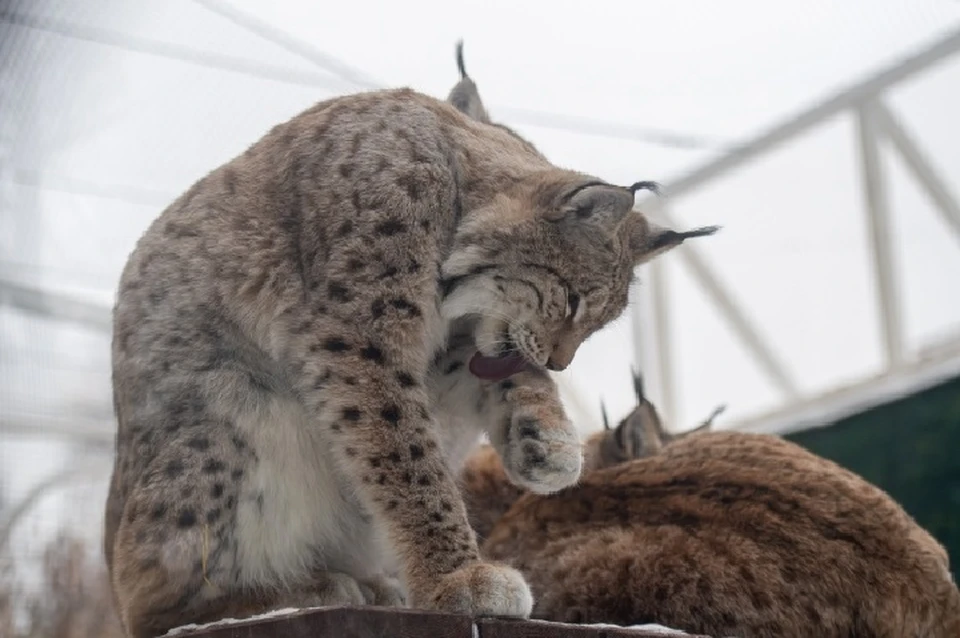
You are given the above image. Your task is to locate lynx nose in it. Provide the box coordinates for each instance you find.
[546,342,578,371]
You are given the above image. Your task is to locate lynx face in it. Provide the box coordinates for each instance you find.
[440,45,716,382]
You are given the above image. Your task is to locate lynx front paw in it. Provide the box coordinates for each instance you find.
[358,574,407,607]
[423,562,533,618]
[501,407,582,494]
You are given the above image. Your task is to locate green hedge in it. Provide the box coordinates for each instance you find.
[786,375,960,579]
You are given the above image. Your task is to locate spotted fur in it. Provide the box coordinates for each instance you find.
[104,43,716,637]
[460,370,722,541]
[482,427,959,637]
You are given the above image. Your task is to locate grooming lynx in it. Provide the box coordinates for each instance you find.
[103,43,717,637]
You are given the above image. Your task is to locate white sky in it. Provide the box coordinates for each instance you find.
[3,0,960,456]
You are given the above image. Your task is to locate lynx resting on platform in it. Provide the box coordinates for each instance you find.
[479,375,959,637]
[460,370,723,541]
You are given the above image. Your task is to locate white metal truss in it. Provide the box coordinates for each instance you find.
[630,27,960,433]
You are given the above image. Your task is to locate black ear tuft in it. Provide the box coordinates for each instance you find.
[627,181,662,196]
[456,39,467,79]
[630,216,720,266]
[631,367,645,404]
[600,401,611,431]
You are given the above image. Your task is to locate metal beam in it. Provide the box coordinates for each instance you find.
[191,0,382,90]
[857,102,904,367]
[647,258,677,424]
[638,26,960,204]
[0,9,358,92]
[873,100,960,245]
[734,335,960,436]
[649,210,801,400]
[190,0,731,151]
[0,275,112,332]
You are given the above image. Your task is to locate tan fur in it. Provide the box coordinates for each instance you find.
[103,44,716,637]
[461,371,720,541]
[481,428,959,637]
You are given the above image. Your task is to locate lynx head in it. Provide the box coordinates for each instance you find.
[583,370,725,471]
[441,42,719,382]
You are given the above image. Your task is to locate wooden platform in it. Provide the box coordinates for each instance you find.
[166,606,707,637]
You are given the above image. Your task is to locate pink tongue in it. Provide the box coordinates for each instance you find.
[468,352,529,382]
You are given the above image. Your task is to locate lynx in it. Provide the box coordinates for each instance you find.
[460,370,723,540]
[478,376,959,637]
[103,42,717,637]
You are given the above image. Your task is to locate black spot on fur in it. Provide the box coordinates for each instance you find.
[376,219,406,236]
[206,509,221,524]
[231,469,244,481]
[387,500,398,510]
[323,337,351,352]
[500,380,515,391]
[211,483,225,499]
[177,510,197,528]
[186,437,210,451]
[338,163,353,178]
[431,512,444,522]
[337,220,353,237]
[361,345,385,364]
[328,281,351,302]
[150,504,167,521]
[165,460,184,478]
[203,459,226,474]
[391,298,421,316]
[409,444,424,460]
[396,372,416,387]
[381,265,399,278]
[517,418,541,440]
[381,404,401,426]
[369,457,382,469]
[347,258,365,272]
[444,361,462,375]
[371,299,386,319]
[417,475,431,486]
[343,406,361,421]
[387,451,402,463]
[396,174,422,201]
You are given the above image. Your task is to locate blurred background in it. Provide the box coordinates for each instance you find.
[1,0,959,635]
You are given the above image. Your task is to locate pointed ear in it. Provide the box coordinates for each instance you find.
[627,214,720,265]
[446,40,491,124]
[550,183,636,234]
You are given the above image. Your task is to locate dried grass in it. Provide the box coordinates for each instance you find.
[0,534,125,638]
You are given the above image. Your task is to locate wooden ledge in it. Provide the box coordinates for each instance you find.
[165,606,708,637]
